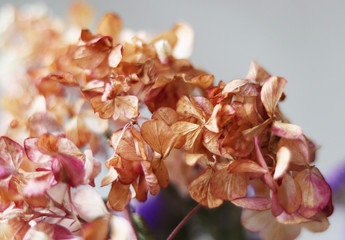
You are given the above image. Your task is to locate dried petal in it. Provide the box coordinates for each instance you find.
[246,60,270,83]
[274,146,291,179]
[272,121,303,139]
[141,160,160,195]
[152,107,179,126]
[0,136,23,170]
[232,197,271,210]
[228,159,267,174]
[107,181,131,211]
[152,157,169,188]
[189,168,223,208]
[172,22,194,59]
[108,44,123,68]
[189,74,214,89]
[73,188,109,222]
[295,167,331,218]
[114,95,139,120]
[141,119,177,157]
[277,174,302,214]
[97,12,123,42]
[82,217,110,240]
[260,76,287,117]
[278,138,309,165]
[171,121,203,151]
[101,167,118,187]
[210,168,247,201]
[176,96,205,123]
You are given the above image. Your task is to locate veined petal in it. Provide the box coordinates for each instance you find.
[295,167,331,218]
[260,76,287,117]
[141,119,177,157]
[107,181,131,211]
[189,168,223,208]
[272,121,303,139]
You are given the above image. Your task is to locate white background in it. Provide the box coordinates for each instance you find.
[1,1,345,239]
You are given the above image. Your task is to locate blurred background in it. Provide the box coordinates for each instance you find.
[1,0,345,239]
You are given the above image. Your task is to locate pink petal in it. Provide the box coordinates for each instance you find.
[24,138,52,164]
[232,197,271,210]
[73,188,109,222]
[295,167,332,218]
[52,154,85,187]
[24,172,54,197]
[0,136,24,169]
[272,121,303,139]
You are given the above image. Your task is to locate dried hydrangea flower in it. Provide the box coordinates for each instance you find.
[0,3,333,240]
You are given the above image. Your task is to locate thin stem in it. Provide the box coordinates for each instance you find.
[167,204,201,240]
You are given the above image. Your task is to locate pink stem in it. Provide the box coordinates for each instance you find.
[167,204,201,240]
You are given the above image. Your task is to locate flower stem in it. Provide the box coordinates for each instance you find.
[167,204,201,240]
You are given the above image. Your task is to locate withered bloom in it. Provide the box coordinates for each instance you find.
[0,3,332,240]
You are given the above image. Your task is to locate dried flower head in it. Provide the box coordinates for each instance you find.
[0,3,332,240]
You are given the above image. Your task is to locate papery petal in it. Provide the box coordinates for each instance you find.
[24,172,54,197]
[82,217,110,240]
[46,183,67,205]
[222,79,258,97]
[276,211,311,224]
[228,159,267,174]
[242,209,301,240]
[107,181,131,211]
[73,188,109,222]
[101,167,118,187]
[189,74,214,89]
[232,197,271,210]
[152,157,169,188]
[272,121,303,139]
[141,161,160,195]
[277,174,302,214]
[274,146,291,179]
[176,96,205,123]
[260,76,287,117]
[302,214,329,232]
[154,40,172,64]
[246,60,271,83]
[278,138,309,165]
[295,167,331,218]
[241,209,271,232]
[0,136,24,169]
[24,138,52,164]
[90,96,115,119]
[152,107,179,126]
[171,121,203,151]
[189,168,223,208]
[97,12,123,42]
[210,168,247,201]
[204,104,221,133]
[108,44,123,68]
[113,95,139,120]
[172,22,194,59]
[141,119,177,157]
[52,153,85,187]
[84,150,101,186]
[110,128,147,161]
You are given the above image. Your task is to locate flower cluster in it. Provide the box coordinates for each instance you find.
[0,3,333,240]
